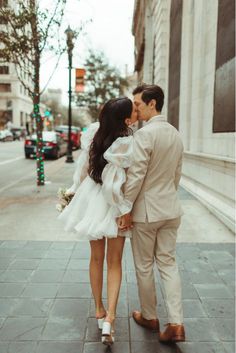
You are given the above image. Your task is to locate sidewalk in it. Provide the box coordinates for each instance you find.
[0,156,234,353]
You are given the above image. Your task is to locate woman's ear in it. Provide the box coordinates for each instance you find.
[125,118,131,126]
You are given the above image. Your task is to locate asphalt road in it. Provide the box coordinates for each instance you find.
[0,140,62,194]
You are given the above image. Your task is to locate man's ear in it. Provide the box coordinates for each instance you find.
[150,99,156,109]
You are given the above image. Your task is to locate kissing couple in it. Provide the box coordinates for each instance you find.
[59,84,185,346]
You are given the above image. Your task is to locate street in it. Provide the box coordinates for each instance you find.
[0,141,62,194]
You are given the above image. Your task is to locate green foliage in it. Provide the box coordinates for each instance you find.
[76,50,129,120]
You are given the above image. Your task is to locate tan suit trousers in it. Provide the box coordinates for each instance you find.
[131,217,184,324]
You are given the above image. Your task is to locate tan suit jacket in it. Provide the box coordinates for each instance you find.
[124,115,184,222]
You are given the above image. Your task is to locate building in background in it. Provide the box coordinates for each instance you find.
[0,61,32,130]
[132,0,235,232]
[0,0,32,129]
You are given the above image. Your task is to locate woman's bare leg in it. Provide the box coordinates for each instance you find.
[106,236,126,323]
[89,238,106,318]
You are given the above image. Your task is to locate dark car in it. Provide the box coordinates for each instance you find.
[24,131,67,159]
[55,125,81,149]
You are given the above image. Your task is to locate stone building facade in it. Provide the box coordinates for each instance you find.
[132,0,235,232]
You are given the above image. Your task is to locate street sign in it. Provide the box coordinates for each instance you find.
[75,68,85,93]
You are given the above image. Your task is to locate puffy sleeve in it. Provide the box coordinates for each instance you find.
[101,135,133,216]
[66,122,99,194]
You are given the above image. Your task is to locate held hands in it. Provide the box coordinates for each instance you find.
[117,213,133,231]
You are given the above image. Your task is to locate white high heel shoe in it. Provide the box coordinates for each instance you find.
[101,321,115,346]
[97,317,105,329]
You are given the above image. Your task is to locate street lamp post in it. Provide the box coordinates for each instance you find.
[65,25,74,163]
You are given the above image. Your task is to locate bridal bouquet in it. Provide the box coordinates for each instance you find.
[56,188,74,212]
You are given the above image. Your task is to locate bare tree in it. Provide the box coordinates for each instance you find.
[0,0,71,185]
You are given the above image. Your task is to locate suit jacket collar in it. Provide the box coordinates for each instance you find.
[145,114,166,125]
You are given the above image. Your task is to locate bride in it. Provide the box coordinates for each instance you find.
[58,97,137,345]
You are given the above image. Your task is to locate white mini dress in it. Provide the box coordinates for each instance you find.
[58,122,133,241]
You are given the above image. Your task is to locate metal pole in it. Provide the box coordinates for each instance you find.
[66,32,74,163]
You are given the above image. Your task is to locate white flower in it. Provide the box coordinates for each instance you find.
[56,204,63,212]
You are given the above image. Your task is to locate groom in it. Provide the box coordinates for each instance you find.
[120,84,185,342]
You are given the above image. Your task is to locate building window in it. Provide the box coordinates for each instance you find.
[213,0,235,133]
[20,112,24,127]
[0,83,11,92]
[168,0,183,130]
[0,66,9,74]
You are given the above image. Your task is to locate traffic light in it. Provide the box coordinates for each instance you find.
[44,109,51,117]
[75,68,85,93]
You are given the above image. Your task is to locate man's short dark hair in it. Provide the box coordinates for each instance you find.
[132,84,164,112]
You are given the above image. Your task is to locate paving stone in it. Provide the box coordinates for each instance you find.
[57,283,91,298]
[0,241,28,249]
[41,318,86,340]
[50,241,76,250]
[194,284,233,299]
[0,318,47,340]
[0,249,17,258]
[15,249,47,259]
[67,259,90,270]
[24,241,52,250]
[0,283,25,297]
[11,298,53,317]
[44,249,72,259]
[183,259,213,273]
[129,317,159,342]
[36,341,83,353]
[30,270,65,283]
[83,342,130,353]
[182,299,207,318]
[212,318,235,341]
[0,342,8,353]
[85,317,129,342]
[181,282,199,299]
[74,242,90,251]
[21,283,59,298]
[131,341,177,353]
[217,269,235,287]
[8,259,40,270]
[0,270,33,283]
[202,299,235,318]
[71,249,91,259]
[50,298,90,318]
[37,258,69,270]
[222,342,235,353]
[0,318,5,328]
[7,341,37,353]
[184,318,219,341]
[201,250,234,263]
[187,270,223,284]
[0,258,13,270]
[0,298,18,316]
[177,342,226,353]
[62,270,90,283]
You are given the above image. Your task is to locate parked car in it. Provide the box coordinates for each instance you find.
[0,129,13,142]
[55,125,81,149]
[24,131,67,159]
[11,127,26,140]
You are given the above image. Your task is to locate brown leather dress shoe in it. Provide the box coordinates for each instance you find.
[132,311,160,332]
[159,323,185,342]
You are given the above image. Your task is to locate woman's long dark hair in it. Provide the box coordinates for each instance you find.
[88,97,133,184]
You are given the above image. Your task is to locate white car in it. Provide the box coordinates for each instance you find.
[0,129,13,142]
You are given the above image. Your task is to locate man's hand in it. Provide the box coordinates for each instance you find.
[117,213,133,231]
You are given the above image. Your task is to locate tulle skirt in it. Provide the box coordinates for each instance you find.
[58,176,132,241]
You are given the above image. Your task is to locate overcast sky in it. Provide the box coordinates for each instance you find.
[40,0,135,103]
